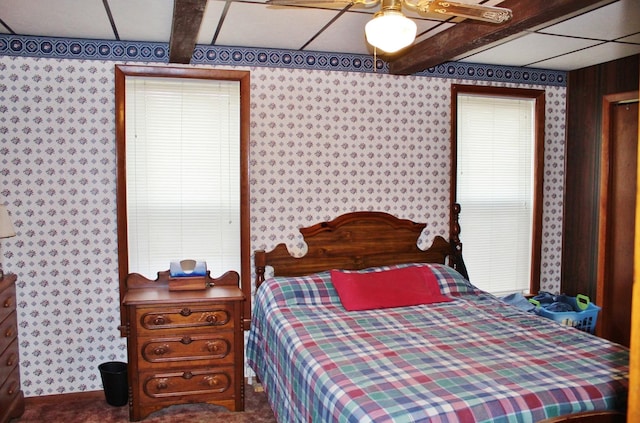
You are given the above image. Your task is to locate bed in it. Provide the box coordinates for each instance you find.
[246,211,629,422]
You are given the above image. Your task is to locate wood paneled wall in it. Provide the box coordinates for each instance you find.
[627,60,640,421]
[562,54,639,298]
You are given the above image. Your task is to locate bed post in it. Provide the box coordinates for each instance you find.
[255,250,266,290]
[451,203,470,280]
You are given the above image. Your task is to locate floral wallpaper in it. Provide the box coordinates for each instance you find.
[249,70,566,287]
[0,55,566,396]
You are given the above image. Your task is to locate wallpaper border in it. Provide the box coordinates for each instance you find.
[0,34,566,87]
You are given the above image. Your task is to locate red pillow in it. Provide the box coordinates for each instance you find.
[330,266,453,311]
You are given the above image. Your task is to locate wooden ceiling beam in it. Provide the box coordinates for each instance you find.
[388,0,609,75]
[168,0,207,64]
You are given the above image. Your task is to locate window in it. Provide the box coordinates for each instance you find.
[115,66,251,328]
[451,85,544,296]
[125,77,240,278]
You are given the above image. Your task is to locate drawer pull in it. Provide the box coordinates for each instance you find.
[152,316,166,326]
[206,314,217,324]
[7,381,18,395]
[152,345,169,356]
[6,353,17,367]
[206,340,225,354]
[3,298,12,308]
[204,375,223,388]
[156,379,168,390]
[4,327,14,338]
[183,371,193,380]
[180,336,192,345]
[180,307,192,316]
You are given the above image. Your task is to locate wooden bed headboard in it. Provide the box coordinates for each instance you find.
[255,209,468,288]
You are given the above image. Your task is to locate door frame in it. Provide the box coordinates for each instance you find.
[597,90,639,337]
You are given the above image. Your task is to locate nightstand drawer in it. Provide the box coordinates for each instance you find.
[0,339,19,386]
[139,332,234,368]
[0,367,21,414]
[0,312,17,355]
[140,367,236,399]
[136,304,234,334]
[0,284,16,323]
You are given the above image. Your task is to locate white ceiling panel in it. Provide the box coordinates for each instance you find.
[109,0,173,42]
[532,41,640,71]
[0,0,115,40]
[539,0,640,41]
[305,11,373,55]
[414,20,455,43]
[216,2,342,50]
[620,33,640,44]
[459,33,603,67]
[196,0,227,45]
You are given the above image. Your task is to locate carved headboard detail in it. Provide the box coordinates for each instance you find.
[255,210,467,289]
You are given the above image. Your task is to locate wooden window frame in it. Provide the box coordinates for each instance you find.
[115,65,251,330]
[450,84,545,294]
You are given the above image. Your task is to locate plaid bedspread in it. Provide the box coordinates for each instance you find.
[246,264,629,422]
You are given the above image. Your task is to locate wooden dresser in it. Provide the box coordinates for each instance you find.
[0,274,24,423]
[122,271,244,421]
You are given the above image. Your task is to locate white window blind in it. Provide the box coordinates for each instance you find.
[125,77,241,280]
[457,94,534,296]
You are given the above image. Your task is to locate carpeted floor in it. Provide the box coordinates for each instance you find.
[16,383,277,423]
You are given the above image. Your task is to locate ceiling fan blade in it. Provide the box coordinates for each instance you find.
[409,0,512,23]
[266,0,378,6]
[267,0,346,4]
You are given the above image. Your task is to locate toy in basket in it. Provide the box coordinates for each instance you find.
[529,293,601,334]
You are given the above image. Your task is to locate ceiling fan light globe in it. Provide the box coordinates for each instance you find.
[365,11,417,54]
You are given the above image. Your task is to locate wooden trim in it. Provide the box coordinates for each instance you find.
[596,90,639,337]
[23,390,104,407]
[22,376,258,409]
[628,61,640,421]
[114,65,128,337]
[531,89,546,292]
[168,0,207,64]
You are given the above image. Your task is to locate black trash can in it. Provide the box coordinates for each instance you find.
[98,361,128,406]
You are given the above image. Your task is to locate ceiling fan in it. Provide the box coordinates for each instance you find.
[266,0,513,53]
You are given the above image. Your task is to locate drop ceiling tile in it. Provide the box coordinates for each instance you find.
[0,0,115,40]
[414,20,455,42]
[539,0,640,41]
[305,11,373,55]
[532,41,640,70]
[619,33,640,44]
[216,2,342,50]
[197,0,227,45]
[459,33,602,67]
[108,0,173,42]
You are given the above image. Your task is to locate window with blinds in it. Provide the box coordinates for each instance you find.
[456,94,535,296]
[125,77,241,280]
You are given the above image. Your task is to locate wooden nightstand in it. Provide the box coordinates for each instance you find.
[122,271,244,421]
[0,274,24,423]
